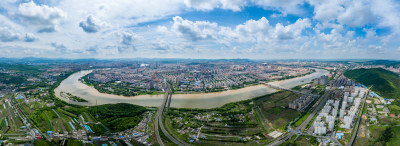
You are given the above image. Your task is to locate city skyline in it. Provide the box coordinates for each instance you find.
[1,0,400,59]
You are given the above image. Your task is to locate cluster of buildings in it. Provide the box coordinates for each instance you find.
[47,130,88,141]
[89,67,162,90]
[251,64,311,81]
[288,95,314,110]
[193,112,224,122]
[119,111,153,145]
[88,63,312,92]
[339,87,365,129]
[312,85,366,135]
[313,99,339,135]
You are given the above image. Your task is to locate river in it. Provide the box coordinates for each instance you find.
[54,68,329,108]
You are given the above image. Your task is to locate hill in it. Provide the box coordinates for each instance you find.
[344,68,400,98]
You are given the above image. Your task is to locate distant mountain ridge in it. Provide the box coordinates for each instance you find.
[344,68,400,99]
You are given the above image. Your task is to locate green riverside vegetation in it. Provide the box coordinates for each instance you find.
[60,92,88,102]
[344,68,400,98]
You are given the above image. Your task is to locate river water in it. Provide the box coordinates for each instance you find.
[54,68,328,108]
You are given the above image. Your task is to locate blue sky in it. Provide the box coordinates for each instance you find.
[0,0,400,59]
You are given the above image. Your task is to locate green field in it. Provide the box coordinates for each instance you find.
[294,113,311,127]
[0,95,29,136]
[344,68,400,98]
[254,91,301,130]
[366,126,400,145]
[293,135,319,146]
[388,100,400,115]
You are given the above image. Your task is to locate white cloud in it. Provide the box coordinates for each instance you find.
[51,42,67,53]
[18,1,65,33]
[156,26,169,33]
[0,0,398,59]
[236,17,270,35]
[25,33,39,42]
[313,28,360,56]
[116,31,137,53]
[170,16,310,45]
[165,16,313,57]
[314,21,344,32]
[270,12,287,18]
[79,15,109,33]
[171,16,218,41]
[118,31,137,45]
[228,17,311,42]
[273,18,311,40]
[310,0,378,27]
[0,27,21,42]
[232,17,271,42]
[0,27,39,42]
[363,28,377,40]
[370,0,400,34]
[337,1,375,27]
[310,0,344,22]
[184,0,246,11]
[150,40,173,54]
[252,0,306,14]
[58,0,184,27]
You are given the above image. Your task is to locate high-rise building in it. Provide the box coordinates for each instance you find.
[313,75,328,85]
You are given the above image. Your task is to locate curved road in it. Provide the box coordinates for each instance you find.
[164,93,189,145]
[155,83,190,146]
[154,92,167,146]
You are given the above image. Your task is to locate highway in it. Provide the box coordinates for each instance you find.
[163,93,189,145]
[154,91,167,146]
[154,81,190,146]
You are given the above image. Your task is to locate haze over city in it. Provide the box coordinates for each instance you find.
[0,0,400,59]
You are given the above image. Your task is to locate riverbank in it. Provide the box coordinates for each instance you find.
[79,69,315,96]
[54,69,328,108]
